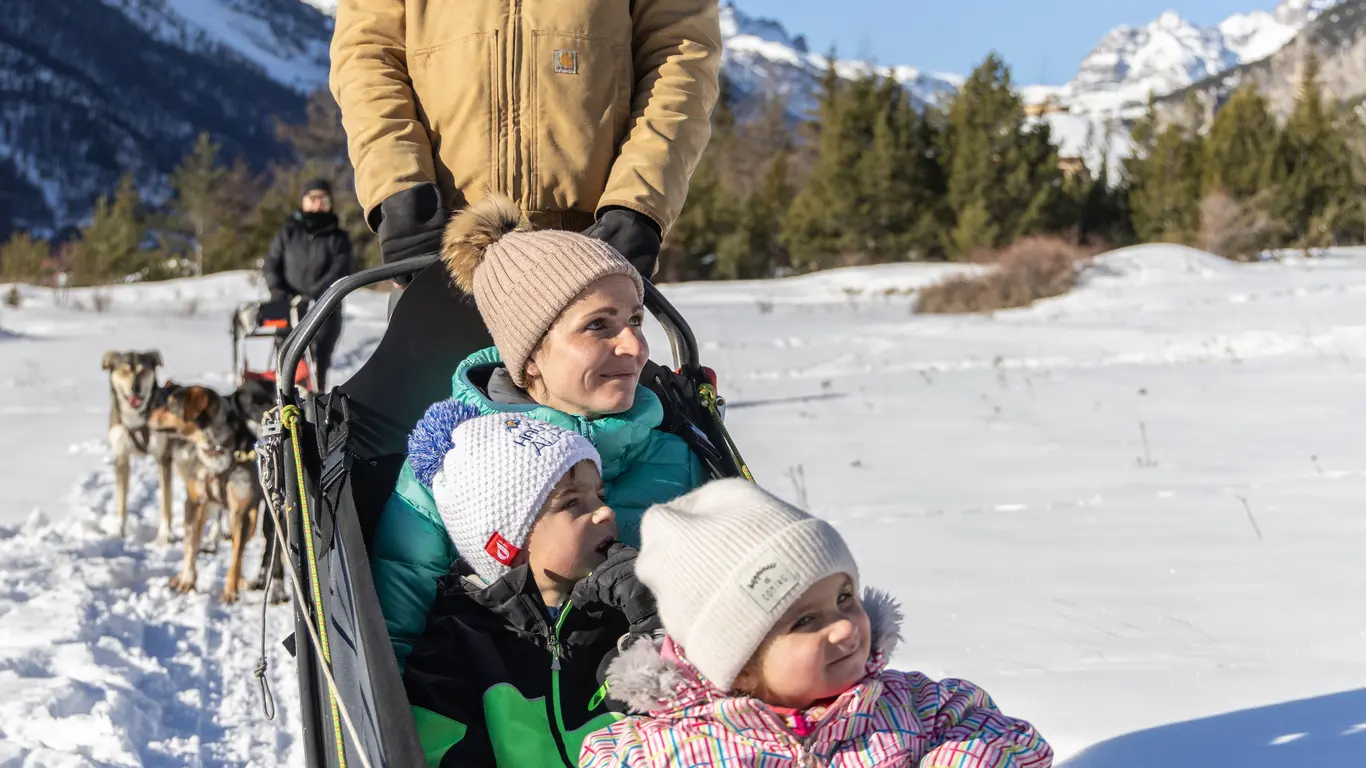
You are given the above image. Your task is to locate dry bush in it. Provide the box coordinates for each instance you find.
[915,236,1095,315]
[1199,191,1282,262]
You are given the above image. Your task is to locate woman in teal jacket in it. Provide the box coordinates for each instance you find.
[373,196,705,665]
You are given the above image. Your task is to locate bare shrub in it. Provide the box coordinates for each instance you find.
[1199,191,1283,262]
[915,236,1095,314]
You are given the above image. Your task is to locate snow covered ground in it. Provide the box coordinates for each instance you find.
[3,244,1366,765]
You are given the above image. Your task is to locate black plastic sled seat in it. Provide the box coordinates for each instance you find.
[256,254,751,768]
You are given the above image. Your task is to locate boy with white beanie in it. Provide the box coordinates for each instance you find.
[579,479,1054,768]
[401,401,660,768]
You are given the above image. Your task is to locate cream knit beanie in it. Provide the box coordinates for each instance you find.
[441,195,644,386]
[635,479,859,691]
[408,401,601,584]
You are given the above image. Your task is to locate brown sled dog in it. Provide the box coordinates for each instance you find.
[148,384,262,603]
[103,350,181,543]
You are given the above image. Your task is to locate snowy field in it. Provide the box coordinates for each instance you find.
[3,244,1366,766]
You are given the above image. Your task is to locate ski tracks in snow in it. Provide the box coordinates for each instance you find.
[0,455,301,767]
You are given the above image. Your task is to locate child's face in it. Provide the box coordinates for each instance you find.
[524,461,618,594]
[524,274,647,418]
[736,573,870,710]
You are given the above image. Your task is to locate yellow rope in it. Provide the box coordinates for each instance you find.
[282,404,348,768]
[698,383,754,482]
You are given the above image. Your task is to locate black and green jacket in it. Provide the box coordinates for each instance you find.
[403,561,631,767]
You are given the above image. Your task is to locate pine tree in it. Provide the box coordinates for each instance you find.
[71,175,150,285]
[659,75,739,281]
[1127,122,1204,244]
[166,133,227,276]
[943,54,1062,256]
[1271,53,1361,248]
[0,231,49,282]
[1074,119,1133,247]
[1203,85,1278,200]
[782,68,881,269]
[715,151,794,279]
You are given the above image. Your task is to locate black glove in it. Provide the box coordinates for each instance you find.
[571,542,659,635]
[584,208,662,279]
[376,183,448,284]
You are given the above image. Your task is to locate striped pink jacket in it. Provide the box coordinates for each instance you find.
[579,590,1052,768]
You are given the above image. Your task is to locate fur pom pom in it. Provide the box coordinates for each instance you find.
[604,635,685,714]
[408,400,483,487]
[862,586,905,658]
[441,194,530,292]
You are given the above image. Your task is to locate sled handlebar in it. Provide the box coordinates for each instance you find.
[277,254,700,399]
[277,254,439,399]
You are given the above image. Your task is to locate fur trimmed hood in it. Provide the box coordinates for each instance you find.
[605,587,904,715]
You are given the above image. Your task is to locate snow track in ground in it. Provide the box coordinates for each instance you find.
[0,456,300,767]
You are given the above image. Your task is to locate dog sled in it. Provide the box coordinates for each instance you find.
[254,254,751,768]
[232,296,317,393]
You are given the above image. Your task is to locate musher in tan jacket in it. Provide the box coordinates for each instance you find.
[330,0,723,281]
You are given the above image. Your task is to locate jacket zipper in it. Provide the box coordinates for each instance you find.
[509,0,523,202]
[544,603,574,767]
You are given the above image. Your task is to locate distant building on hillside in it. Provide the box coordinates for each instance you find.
[1025,95,1067,118]
[1057,155,1087,179]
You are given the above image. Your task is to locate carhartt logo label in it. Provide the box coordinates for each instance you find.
[741,553,798,612]
[554,49,579,75]
[485,531,520,566]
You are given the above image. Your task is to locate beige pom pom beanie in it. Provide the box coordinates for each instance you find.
[441,195,644,386]
[635,479,859,691]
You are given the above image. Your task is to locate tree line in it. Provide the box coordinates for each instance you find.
[2,52,1362,286]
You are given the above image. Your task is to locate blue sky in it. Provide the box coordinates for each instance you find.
[734,1,1281,84]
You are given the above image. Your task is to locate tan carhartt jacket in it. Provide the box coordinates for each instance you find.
[330,0,723,234]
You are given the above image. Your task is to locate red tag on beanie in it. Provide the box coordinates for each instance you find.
[485,532,520,566]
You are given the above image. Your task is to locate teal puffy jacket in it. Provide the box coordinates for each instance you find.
[372,347,706,666]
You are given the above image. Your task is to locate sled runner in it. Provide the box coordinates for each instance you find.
[254,254,750,768]
[232,296,317,392]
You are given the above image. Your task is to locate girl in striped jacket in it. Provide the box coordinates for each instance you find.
[578,479,1052,768]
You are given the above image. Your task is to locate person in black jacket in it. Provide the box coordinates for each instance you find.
[263,179,352,390]
[401,404,660,767]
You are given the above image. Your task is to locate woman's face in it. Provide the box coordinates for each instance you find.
[525,274,648,418]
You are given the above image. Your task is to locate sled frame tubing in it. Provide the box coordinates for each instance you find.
[234,300,319,393]
[281,256,701,400]
[281,256,751,475]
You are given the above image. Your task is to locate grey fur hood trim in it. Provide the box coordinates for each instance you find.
[605,587,904,714]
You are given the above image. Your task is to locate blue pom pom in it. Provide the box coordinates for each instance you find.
[408,400,483,487]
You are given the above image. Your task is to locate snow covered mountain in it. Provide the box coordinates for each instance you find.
[1157,0,1366,123]
[0,0,332,238]
[0,0,1351,238]
[716,2,960,117]
[1063,0,1340,113]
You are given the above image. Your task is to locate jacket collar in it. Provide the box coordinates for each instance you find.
[293,210,340,235]
[451,346,665,481]
[603,588,906,742]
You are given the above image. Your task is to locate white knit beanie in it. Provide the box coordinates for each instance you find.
[408,401,601,583]
[635,478,859,691]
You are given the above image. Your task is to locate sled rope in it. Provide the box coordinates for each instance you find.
[259,450,375,768]
[699,382,754,481]
[254,523,278,722]
[282,404,356,768]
